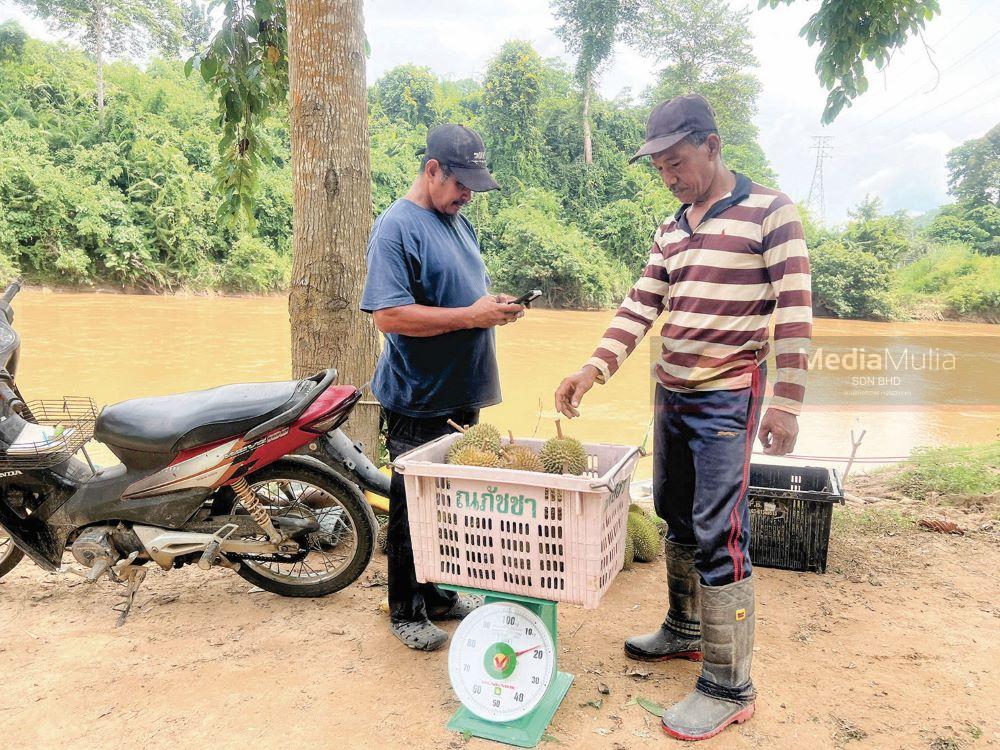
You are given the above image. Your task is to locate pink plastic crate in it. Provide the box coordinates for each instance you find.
[392,434,641,609]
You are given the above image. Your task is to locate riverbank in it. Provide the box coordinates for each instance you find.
[1,462,997,749]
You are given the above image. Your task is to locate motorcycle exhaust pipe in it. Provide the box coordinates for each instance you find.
[316,429,390,499]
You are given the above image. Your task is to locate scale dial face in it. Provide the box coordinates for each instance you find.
[448,602,555,722]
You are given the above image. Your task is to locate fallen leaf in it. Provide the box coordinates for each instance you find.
[636,696,665,716]
[597,682,610,695]
[580,699,603,710]
[626,666,651,680]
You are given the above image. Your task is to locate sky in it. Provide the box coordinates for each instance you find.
[2,0,999,224]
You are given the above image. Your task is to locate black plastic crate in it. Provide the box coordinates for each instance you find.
[747,463,844,573]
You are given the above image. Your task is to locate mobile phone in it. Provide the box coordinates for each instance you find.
[512,289,542,306]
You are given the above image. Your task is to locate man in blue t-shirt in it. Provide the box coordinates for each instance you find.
[361,124,525,651]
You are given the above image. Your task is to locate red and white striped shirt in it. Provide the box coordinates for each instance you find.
[586,174,812,415]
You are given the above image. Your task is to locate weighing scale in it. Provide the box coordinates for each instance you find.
[443,585,573,748]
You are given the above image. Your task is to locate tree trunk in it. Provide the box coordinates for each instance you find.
[94,0,105,123]
[582,72,593,164]
[286,1,380,461]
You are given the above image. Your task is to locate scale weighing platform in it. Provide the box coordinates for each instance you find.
[443,585,573,748]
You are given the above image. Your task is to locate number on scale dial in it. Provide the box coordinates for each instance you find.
[448,602,555,722]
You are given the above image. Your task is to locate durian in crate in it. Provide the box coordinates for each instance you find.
[540,419,588,475]
[501,431,545,472]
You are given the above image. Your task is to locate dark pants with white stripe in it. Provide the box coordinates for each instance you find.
[652,364,765,586]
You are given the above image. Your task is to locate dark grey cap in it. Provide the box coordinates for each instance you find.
[629,94,718,164]
[422,124,500,192]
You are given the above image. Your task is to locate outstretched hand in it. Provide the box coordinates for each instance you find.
[554,366,600,419]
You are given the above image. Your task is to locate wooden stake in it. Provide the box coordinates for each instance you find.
[555,419,563,439]
[447,419,467,434]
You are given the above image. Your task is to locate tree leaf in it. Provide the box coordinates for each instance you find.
[636,696,665,716]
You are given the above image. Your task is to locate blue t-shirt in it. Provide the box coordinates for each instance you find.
[360,199,501,418]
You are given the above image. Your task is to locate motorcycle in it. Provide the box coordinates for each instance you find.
[0,281,390,621]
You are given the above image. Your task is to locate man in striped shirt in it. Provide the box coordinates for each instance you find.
[555,94,811,741]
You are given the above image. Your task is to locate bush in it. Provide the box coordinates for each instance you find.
[53,247,91,282]
[925,214,990,246]
[486,194,632,308]
[810,241,893,319]
[218,235,290,293]
[894,244,1000,318]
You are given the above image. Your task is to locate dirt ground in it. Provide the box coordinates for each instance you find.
[1,490,997,750]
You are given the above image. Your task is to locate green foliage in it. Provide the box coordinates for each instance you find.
[189,0,288,228]
[891,442,1000,501]
[0,37,290,293]
[0,20,27,62]
[180,0,211,53]
[481,41,545,184]
[893,244,1000,318]
[14,0,182,57]
[553,0,637,84]
[844,196,912,265]
[634,0,776,185]
[810,240,893,319]
[946,123,999,207]
[486,191,632,308]
[924,215,989,246]
[372,65,439,128]
[219,234,291,293]
[759,0,941,123]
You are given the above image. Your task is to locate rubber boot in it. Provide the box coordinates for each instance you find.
[624,540,702,662]
[661,575,756,741]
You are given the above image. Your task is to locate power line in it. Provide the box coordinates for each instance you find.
[877,70,999,133]
[845,28,1000,133]
[806,136,833,224]
[933,95,1000,128]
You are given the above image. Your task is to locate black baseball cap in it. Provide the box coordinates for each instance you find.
[629,94,718,164]
[420,124,500,192]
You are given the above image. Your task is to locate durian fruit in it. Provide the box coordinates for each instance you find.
[501,431,545,472]
[447,444,503,468]
[459,423,502,453]
[628,511,662,563]
[623,532,636,570]
[540,420,588,475]
[629,502,668,537]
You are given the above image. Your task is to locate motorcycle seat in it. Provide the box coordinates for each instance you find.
[95,379,315,457]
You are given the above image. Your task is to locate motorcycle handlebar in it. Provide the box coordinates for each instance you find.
[0,280,21,309]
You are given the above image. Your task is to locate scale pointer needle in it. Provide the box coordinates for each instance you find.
[514,645,542,657]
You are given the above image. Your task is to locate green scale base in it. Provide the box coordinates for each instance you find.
[441,586,574,749]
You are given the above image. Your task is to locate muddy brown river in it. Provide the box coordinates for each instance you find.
[11,289,999,478]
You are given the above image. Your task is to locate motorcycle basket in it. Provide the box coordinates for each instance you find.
[0,397,97,470]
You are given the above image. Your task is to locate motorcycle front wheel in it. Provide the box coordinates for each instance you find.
[0,531,24,579]
[220,462,376,598]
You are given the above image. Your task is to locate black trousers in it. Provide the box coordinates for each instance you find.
[384,407,479,623]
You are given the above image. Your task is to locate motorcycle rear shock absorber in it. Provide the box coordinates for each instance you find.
[231,477,283,543]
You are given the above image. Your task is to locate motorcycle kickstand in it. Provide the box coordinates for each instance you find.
[112,565,147,628]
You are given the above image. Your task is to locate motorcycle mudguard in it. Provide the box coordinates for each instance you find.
[0,500,61,571]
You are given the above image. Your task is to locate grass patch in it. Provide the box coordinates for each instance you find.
[833,506,915,536]
[894,244,1000,320]
[891,442,1000,502]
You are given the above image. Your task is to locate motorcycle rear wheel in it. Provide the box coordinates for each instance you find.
[223,462,375,598]
[0,532,24,579]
